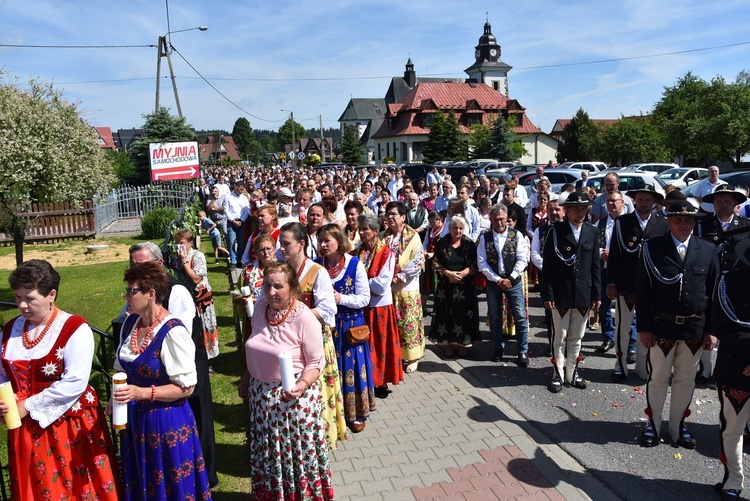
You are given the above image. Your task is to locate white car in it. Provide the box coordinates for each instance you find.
[621,163,680,175]
[566,161,607,173]
[657,167,708,190]
[589,171,667,197]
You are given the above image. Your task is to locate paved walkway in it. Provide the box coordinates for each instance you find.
[329,346,619,501]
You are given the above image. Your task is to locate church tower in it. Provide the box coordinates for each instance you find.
[464,18,512,96]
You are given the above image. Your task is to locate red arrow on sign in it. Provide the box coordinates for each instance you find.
[151,165,199,181]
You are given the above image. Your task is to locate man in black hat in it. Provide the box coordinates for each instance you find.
[695,184,750,384]
[607,185,670,382]
[635,199,719,449]
[713,238,750,500]
[540,190,601,393]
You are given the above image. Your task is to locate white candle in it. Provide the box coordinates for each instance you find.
[278,351,295,391]
[240,286,254,317]
[0,381,21,430]
[112,372,128,430]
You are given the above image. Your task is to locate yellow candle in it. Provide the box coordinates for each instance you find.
[0,381,22,430]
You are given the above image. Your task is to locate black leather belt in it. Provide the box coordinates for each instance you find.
[653,310,703,325]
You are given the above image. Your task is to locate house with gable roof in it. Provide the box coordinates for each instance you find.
[341,19,558,165]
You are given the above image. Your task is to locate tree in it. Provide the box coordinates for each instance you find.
[599,115,670,166]
[422,111,467,163]
[698,75,750,168]
[107,150,137,184]
[556,108,599,162]
[468,123,492,158]
[0,75,115,264]
[489,116,516,161]
[277,118,306,152]
[340,125,364,165]
[231,117,254,157]
[129,107,196,185]
[306,153,322,167]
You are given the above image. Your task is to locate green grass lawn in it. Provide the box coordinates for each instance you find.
[0,237,251,498]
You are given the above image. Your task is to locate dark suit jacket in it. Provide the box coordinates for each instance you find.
[695,215,750,271]
[575,179,595,189]
[540,220,601,308]
[504,202,527,234]
[635,233,718,340]
[607,212,670,293]
[713,266,750,390]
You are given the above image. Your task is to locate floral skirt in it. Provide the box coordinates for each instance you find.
[121,399,211,501]
[429,279,480,347]
[248,378,335,501]
[366,305,404,387]
[334,315,376,423]
[9,405,120,501]
[198,302,220,359]
[319,325,347,450]
[394,289,426,362]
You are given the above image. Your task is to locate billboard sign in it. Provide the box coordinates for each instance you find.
[149,141,200,181]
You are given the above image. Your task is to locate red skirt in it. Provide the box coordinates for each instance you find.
[365,304,404,387]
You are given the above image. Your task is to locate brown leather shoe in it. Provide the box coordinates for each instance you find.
[349,421,365,433]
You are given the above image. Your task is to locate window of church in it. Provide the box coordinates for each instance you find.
[493,81,500,91]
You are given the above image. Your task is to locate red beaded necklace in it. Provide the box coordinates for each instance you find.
[23,306,59,350]
[325,254,346,279]
[265,298,297,327]
[131,307,165,355]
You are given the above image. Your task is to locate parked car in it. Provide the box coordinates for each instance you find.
[621,163,679,174]
[464,158,497,168]
[314,162,346,170]
[566,161,607,173]
[443,165,485,182]
[589,171,667,197]
[400,163,433,183]
[681,170,750,197]
[657,167,708,190]
[518,169,586,198]
[480,161,520,172]
[484,171,512,184]
[505,164,539,177]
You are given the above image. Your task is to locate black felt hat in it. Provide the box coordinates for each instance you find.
[562,190,592,206]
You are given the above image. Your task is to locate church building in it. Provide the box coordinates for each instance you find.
[340,19,558,165]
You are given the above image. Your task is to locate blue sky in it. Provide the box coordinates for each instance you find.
[1,0,749,135]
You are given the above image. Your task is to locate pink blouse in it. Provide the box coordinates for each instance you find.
[245,297,325,382]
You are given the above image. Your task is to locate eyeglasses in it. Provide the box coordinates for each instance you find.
[386,212,401,218]
[606,199,623,203]
[257,247,275,254]
[124,287,144,296]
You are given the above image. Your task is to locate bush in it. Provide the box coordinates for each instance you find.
[141,207,178,239]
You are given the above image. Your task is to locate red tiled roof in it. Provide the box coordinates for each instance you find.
[372,82,542,139]
[550,118,620,136]
[94,127,116,150]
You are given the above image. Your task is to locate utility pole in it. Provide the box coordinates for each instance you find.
[290,111,296,170]
[155,35,183,117]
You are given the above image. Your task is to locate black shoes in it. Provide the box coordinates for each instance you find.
[641,423,660,447]
[715,484,740,500]
[548,375,562,393]
[374,386,390,399]
[695,374,711,385]
[596,340,615,353]
[517,353,529,367]
[566,372,588,390]
[675,425,697,449]
[627,350,637,364]
[491,349,504,362]
[611,369,627,383]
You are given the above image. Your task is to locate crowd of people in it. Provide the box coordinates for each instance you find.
[2,160,750,500]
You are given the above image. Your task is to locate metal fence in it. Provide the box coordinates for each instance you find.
[94,183,195,234]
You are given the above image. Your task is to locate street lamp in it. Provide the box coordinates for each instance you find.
[281,109,295,169]
[155,26,208,118]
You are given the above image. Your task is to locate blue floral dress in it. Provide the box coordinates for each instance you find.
[118,315,212,501]
[330,257,376,423]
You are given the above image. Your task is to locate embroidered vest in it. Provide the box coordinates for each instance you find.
[299,262,323,309]
[484,227,518,276]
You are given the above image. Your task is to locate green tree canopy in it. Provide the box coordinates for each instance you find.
[557,108,600,162]
[130,107,196,185]
[231,117,255,157]
[277,118,306,152]
[468,123,492,159]
[490,116,516,161]
[0,74,116,263]
[423,111,467,163]
[598,115,670,166]
[340,125,364,165]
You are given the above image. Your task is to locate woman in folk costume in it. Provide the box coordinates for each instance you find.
[317,224,374,433]
[352,213,404,399]
[279,221,347,449]
[0,260,120,501]
[381,201,426,373]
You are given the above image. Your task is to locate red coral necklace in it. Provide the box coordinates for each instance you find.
[23,306,59,350]
[325,255,346,279]
[131,307,165,355]
[266,298,297,328]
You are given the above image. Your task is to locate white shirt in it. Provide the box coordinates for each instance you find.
[477,227,530,282]
[223,190,250,221]
[426,171,443,193]
[569,221,582,243]
[0,312,95,429]
[114,314,197,387]
[363,248,396,307]
[671,234,691,258]
[694,178,728,213]
[328,255,371,310]
[388,178,404,200]
[638,212,651,230]
[514,186,529,208]
[440,204,482,242]
[531,226,545,270]
[213,181,231,199]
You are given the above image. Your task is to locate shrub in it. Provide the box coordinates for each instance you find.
[141,207,178,239]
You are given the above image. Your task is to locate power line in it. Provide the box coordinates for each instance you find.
[0,44,155,49]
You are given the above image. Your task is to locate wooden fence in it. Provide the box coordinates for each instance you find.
[0,201,95,244]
